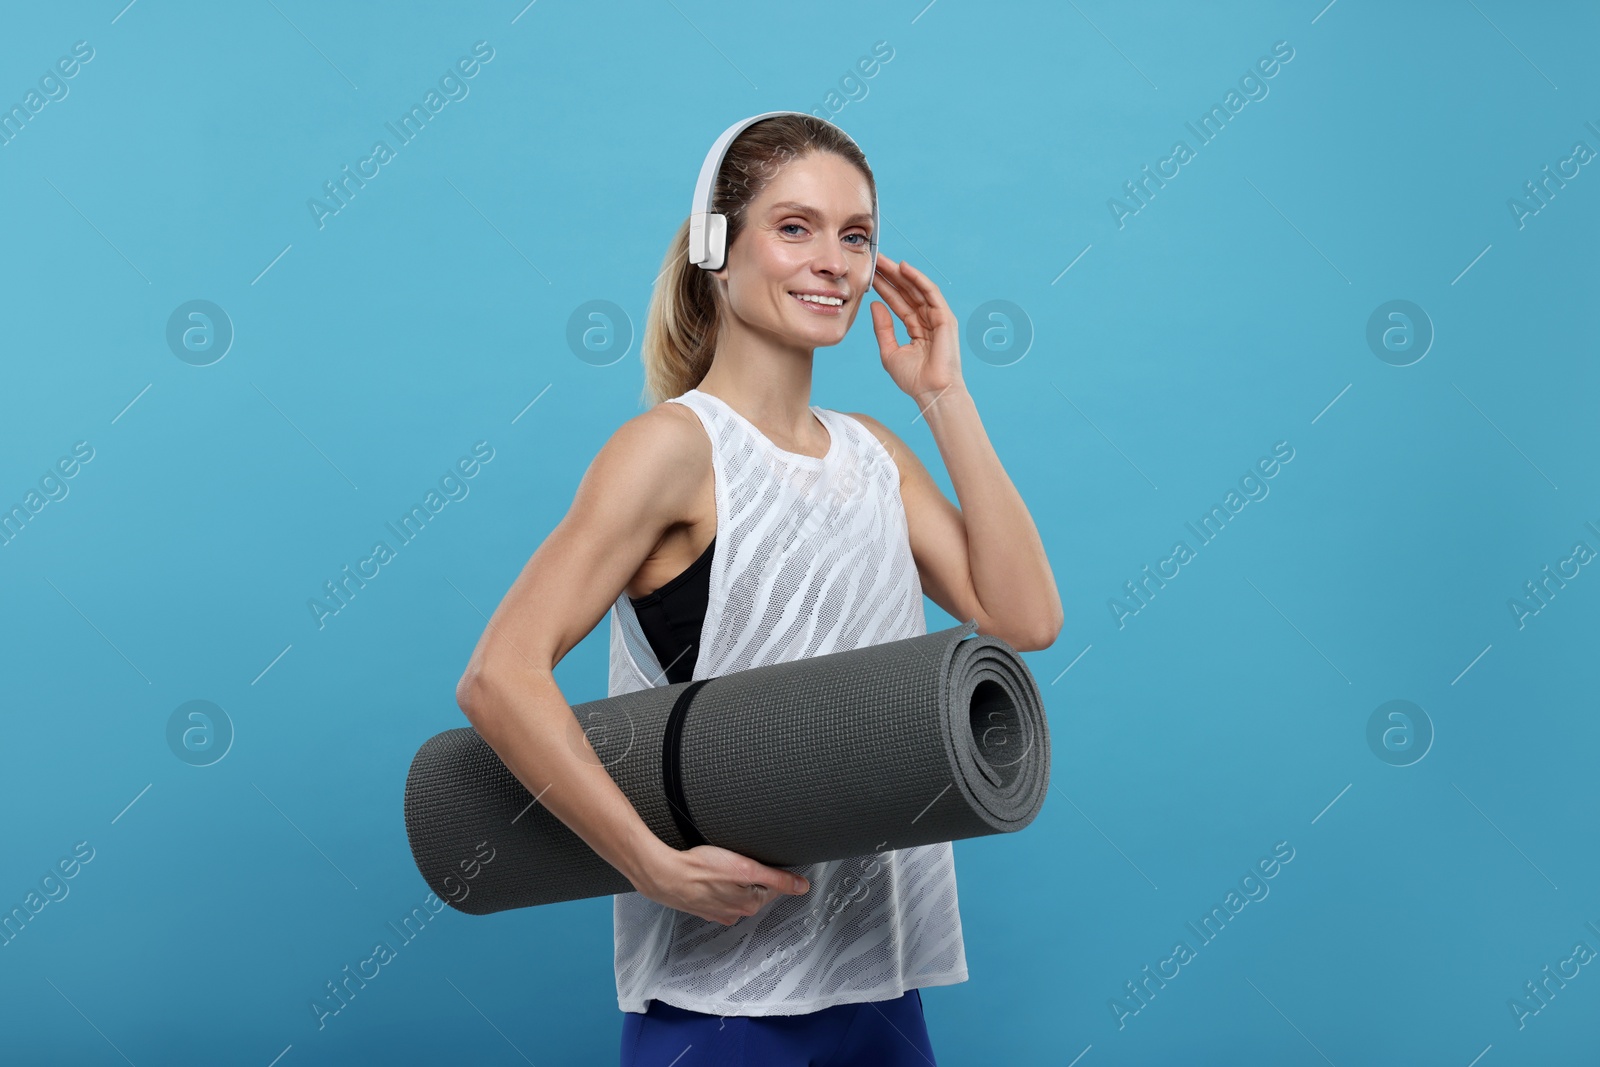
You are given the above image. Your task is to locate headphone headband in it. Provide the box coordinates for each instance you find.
[687,110,879,291]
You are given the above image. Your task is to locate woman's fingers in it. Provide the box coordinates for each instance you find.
[752,866,808,895]
[871,261,915,318]
[873,258,919,310]
[870,300,902,354]
[872,280,925,342]
[674,847,813,925]
[895,260,937,305]
[878,257,931,311]
[872,258,935,340]
[893,260,953,327]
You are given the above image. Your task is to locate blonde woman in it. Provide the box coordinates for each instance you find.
[457,112,1061,1065]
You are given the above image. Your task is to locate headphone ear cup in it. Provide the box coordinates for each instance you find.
[704,214,728,271]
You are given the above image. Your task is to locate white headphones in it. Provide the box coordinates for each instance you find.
[687,110,880,291]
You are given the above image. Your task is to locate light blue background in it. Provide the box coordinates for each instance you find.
[2,1,1596,1063]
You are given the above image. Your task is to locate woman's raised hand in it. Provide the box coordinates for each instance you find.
[868,256,966,408]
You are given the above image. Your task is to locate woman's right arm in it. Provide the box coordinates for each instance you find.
[454,406,809,925]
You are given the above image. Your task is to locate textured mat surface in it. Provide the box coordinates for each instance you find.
[404,620,1051,914]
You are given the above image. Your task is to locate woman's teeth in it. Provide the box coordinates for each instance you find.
[792,293,843,306]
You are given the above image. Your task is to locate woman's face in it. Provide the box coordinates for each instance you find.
[712,150,875,349]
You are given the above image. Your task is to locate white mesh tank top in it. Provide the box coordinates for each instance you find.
[605,386,968,1016]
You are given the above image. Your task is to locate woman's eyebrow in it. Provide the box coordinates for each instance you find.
[768,201,873,227]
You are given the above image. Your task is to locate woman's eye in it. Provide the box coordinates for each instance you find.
[780,224,868,246]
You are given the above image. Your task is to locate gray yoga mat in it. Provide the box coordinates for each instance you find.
[404,619,1051,915]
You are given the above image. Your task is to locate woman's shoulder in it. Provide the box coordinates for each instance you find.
[832,408,889,442]
[833,409,905,466]
[563,404,713,543]
[602,399,711,471]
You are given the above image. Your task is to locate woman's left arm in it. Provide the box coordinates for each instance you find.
[854,256,1064,652]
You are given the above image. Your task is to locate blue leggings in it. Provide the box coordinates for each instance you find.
[620,988,937,1066]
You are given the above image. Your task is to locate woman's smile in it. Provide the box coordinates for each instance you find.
[789,291,846,316]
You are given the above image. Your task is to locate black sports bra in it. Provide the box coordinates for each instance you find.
[627,536,714,684]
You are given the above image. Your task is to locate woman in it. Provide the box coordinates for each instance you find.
[456,113,1062,1066]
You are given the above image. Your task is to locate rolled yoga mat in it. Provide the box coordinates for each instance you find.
[404,619,1050,915]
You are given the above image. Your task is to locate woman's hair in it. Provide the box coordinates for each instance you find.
[638,114,876,408]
